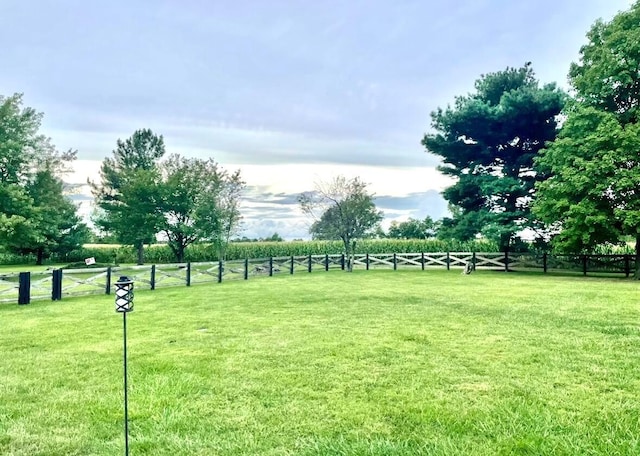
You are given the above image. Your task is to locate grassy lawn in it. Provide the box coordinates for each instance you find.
[1,270,640,455]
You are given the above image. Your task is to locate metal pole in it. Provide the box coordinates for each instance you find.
[123,311,129,456]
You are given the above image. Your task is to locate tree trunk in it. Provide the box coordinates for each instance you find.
[635,234,640,279]
[36,248,44,266]
[177,244,185,264]
[136,241,145,265]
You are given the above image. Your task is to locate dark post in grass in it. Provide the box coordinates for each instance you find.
[218,260,223,283]
[244,258,249,280]
[269,257,274,277]
[186,262,191,286]
[290,256,294,274]
[52,269,63,301]
[150,265,156,290]
[115,276,134,456]
[18,272,30,305]
[393,253,397,271]
[421,252,425,271]
[106,267,112,295]
[366,253,370,271]
[325,254,329,271]
[308,254,312,273]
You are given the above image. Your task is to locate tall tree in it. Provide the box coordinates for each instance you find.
[158,155,244,263]
[422,64,565,251]
[0,93,86,264]
[534,2,640,275]
[299,176,383,272]
[91,129,165,264]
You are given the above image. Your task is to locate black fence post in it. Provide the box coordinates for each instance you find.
[366,253,370,271]
[18,272,30,305]
[244,258,249,280]
[186,262,191,286]
[543,252,548,273]
[269,257,273,277]
[625,255,631,278]
[150,265,156,290]
[582,255,587,276]
[341,254,345,270]
[446,251,450,271]
[325,254,329,272]
[421,252,425,271]
[393,253,397,271]
[308,254,312,273]
[290,256,294,275]
[218,260,223,283]
[472,251,477,271]
[504,251,509,272]
[52,269,62,301]
[106,267,112,294]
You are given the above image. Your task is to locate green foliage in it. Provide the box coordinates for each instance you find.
[91,129,166,264]
[569,1,640,126]
[387,216,439,239]
[0,93,86,264]
[300,176,383,271]
[535,2,640,273]
[158,155,244,262]
[423,64,566,250]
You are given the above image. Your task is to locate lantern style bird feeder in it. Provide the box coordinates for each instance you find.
[115,276,134,456]
[115,276,134,312]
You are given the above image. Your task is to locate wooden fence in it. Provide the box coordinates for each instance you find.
[0,252,635,305]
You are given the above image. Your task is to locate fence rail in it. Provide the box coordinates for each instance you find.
[1,252,636,305]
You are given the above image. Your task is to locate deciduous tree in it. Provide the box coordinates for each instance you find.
[534,1,640,276]
[158,155,244,263]
[299,176,383,271]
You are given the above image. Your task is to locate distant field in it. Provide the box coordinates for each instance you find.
[2,270,640,455]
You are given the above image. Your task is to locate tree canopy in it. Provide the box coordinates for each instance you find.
[534,1,640,275]
[0,93,87,264]
[299,176,383,271]
[422,64,566,251]
[91,129,166,264]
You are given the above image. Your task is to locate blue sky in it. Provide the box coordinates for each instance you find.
[0,0,632,239]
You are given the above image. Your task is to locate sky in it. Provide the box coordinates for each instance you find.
[0,0,633,240]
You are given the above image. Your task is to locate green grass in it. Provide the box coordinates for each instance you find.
[2,270,640,455]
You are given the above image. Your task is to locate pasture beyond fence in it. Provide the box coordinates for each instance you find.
[0,252,636,305]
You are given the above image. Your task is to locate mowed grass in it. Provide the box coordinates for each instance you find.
[2,270,640,455]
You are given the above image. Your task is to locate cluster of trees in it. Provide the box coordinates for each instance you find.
[0,94,89,264]
[421,2,640,276]
[91,129,244,263]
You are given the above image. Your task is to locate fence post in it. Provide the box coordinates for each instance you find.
[18,272,30,305]
[218,260,223,283]
[106,266,112,294]
[244,258,249,280]
[421,252,425,271]
[446,251,450,271]
[543,252,548,273]
[269,257,274,277]
[290,256,294,275]
[325,254,329,272]
[582,255,587,276]
[393,253,397,271]
[308,254,312,273]
[472,251,477,271]
[150,265,156,290]
[625,255,631,278]
[341,254,345,270]
[186,262,191,286]
[504,250,509,272]
[51,269,62,301]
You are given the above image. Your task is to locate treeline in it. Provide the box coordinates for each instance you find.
[0,239,499,266]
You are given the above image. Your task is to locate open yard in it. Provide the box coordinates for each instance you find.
[1,270,639,455]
